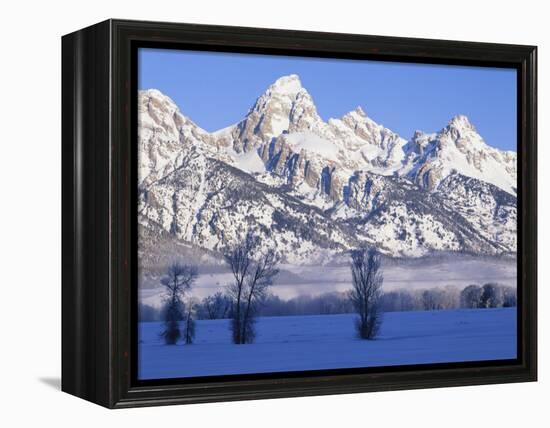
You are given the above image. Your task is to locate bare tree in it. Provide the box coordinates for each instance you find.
[183,298,197,345]
[348,247,384,340]
[460,284,482,308]
[379,290,415,312]
[225,234,279,344]
[225,234,254,344]
[480,283,504,308]
[160,302,183,345]
[200,292,232,319]
[159,262,198,345]
[422,288,447,310]
[502,286,517,307]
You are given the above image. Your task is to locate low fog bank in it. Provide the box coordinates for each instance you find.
[139,254,516,306]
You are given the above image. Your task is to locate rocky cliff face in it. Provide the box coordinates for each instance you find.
[137,75,517,262]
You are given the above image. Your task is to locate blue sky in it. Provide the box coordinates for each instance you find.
[139,48,517,151]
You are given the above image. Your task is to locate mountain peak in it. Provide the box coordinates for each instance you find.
[353,106,367,117]
[447,114,476,132]
[139,88,177,106]
[269,74,304,96]
[342,106,369,122]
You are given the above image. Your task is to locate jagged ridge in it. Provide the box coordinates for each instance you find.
[137,75,517,261]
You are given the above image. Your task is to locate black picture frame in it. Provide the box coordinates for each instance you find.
[62,19,537,408]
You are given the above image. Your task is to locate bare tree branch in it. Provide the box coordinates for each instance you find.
[159,262,198,345]
[224,233,279,344]
[348,247,383,339]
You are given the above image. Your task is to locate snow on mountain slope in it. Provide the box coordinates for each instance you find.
[332,171,513,257]
[435,173,517,251]
[138,89,200,186]
[138,89,233,186]
[137,75,517,261]
[138,148,514,262]
[138,154,363,264]
[218,74,327,153]
[328,106,408,173]
[286,132,340,158]
[210,75,409,184]
[402,115,517,195]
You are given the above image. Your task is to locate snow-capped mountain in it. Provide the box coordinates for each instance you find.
[137,75,517,262]
[401,115,517,194]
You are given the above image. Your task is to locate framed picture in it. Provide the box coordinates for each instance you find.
[62,19,537,408]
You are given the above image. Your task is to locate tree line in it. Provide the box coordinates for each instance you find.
[141,282,516,322]
[142,234,516,345]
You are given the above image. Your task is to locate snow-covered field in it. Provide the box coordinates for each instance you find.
[138,308,517,380]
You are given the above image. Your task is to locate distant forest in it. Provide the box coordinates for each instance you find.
[139,282,517,322]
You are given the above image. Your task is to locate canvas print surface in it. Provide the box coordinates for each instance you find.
[137,49,518,380]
